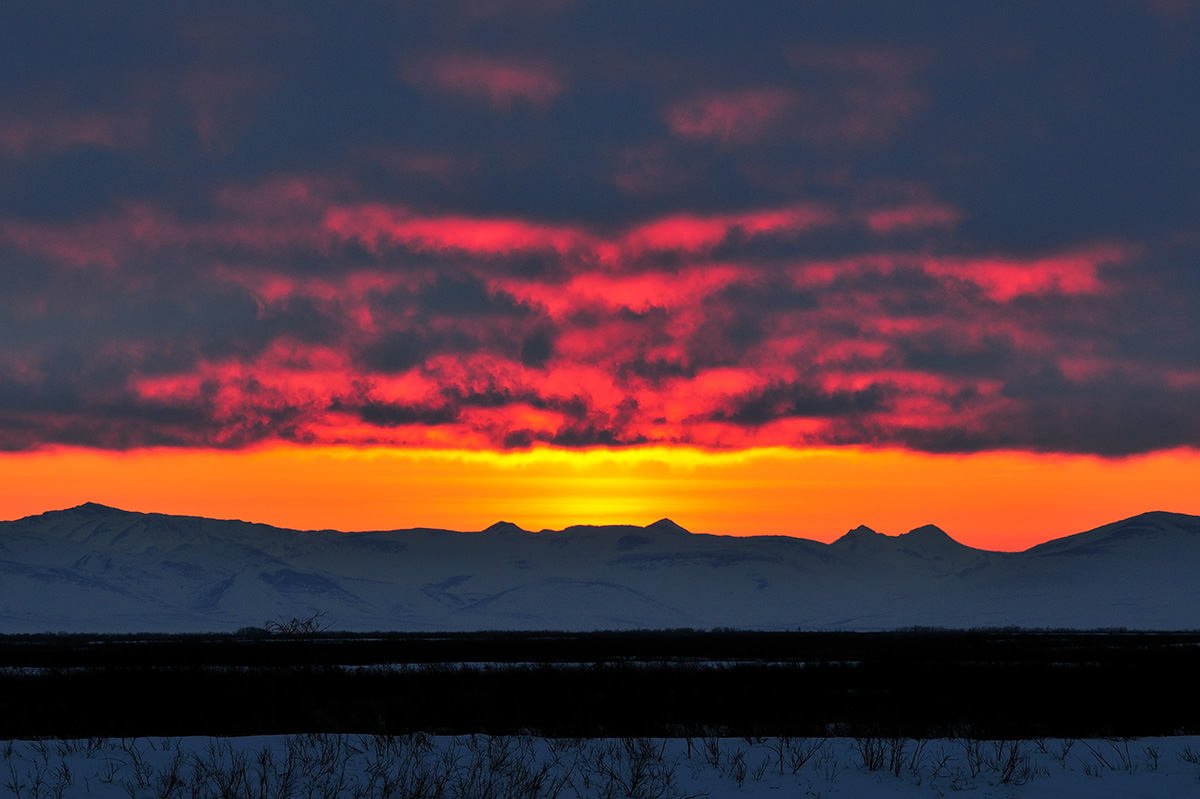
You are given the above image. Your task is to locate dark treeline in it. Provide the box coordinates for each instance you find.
[3,627,1199,668]
[1,630,1199,739]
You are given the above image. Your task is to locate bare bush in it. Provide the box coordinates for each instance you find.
[701,735,721,768]
[583,737,691,799]
[771,737,828,776]
[993,740,1034,785]
[263,610,330,637]
[852,736,887,772]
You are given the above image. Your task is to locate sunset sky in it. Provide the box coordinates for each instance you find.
[1,2,1198,549]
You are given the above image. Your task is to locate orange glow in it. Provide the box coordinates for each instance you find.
[1,445,1198,551]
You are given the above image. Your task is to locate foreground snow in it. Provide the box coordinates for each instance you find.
[3,733,1200,798]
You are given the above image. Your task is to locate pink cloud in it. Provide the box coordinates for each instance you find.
[407,54,565,109]
[665,49,927,147]
[805,85,925,145]
[785,245,1128,303]
[373,148,477,183]
[324,202,834,264]
[0,112,146,157]
[610,143,690,196]
[500,265,744,317]
[665,88,798,142]
[622,205,833,254]
[323,204,591,256]
[786,46,929,145]
[2,179,1156,455]
[666,81,925,147]
[1,177,336,268]
[4,186,837,276]
[212,175,347,219]
[866,203,962,233]
[0,205,185,268]
[181,67,278,155]
[926,246,1129,301]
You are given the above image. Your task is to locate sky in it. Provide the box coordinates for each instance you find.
[1,1,1198,549]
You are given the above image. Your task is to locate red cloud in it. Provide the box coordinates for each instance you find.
[786,245,1127,302]
[2,177,339,268]
[2,186,836,275]
[323,204,591,256]
[666,88,798,142]
[181,67,278,155]
[323,201,835,265]
[502,266,744,317]
[610,143,690,196]
[407,54,565,109]
[925,246,1129,301]
[0,112,146,157]
[2,175,1165,456]
[373,148,477,183]
[623,206,832,254]
[666,48,927,147]
[866,203,962,233]
[0,205,186,268]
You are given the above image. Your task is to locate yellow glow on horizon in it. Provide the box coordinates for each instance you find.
[0,444,1198,550]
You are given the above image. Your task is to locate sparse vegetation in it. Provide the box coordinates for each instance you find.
[263,610,330,637]
[4,734,1200,798]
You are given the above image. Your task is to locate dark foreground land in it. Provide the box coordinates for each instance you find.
[1,629,1198,739]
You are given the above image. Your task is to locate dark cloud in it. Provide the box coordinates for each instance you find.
[416,275,523,316]
[898,332,1017,378]
[0,2,1197,455]
[717,381,893,426]
[357,330,430,374]
[519,328,555,369]
[353,400,458,428]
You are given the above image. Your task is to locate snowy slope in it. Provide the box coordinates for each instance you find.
[1,503,1198,633]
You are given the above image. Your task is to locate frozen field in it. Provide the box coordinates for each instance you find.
[4,733,1200,798]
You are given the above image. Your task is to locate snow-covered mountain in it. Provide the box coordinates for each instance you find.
[1,503,1198,633]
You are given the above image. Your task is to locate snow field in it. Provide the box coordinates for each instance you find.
[3,733,1200,798]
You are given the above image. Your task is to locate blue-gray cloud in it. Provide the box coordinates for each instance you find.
[0,1,1197,455]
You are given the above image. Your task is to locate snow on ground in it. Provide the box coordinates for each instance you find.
[3,733,1200,798]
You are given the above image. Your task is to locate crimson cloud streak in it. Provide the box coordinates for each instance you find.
[1,2,1198,457]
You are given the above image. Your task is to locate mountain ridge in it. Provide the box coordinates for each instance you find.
[36,502,1195,552]
[2,505,1198,633]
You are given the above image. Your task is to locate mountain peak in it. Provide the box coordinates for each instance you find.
[900,524,956,542]
[831,523,973,554]
[483,521,526,534]
[646,518,690,534]
[897,524,974,552]
[1025,510,1200,556]
[832,525,881,546]
[69,502,128,516]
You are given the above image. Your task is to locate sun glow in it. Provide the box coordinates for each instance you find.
[2,445,1198,550]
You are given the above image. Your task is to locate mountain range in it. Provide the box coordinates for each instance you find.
[1,503,1197,633]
